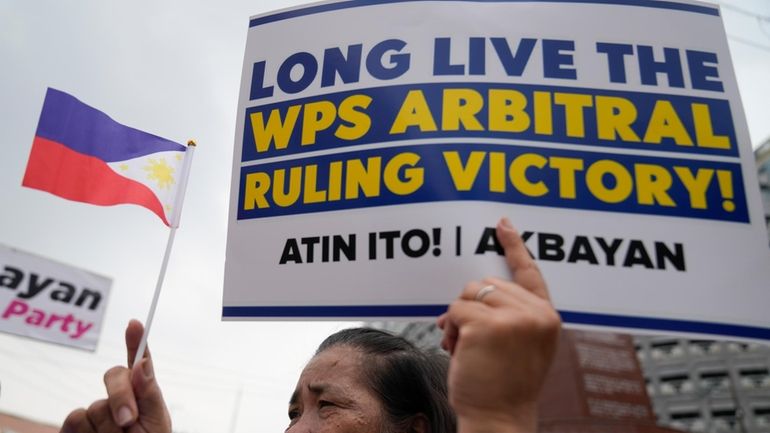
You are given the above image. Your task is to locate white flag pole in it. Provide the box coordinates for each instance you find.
[133,140,196,367]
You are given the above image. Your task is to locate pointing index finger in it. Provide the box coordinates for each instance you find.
[496,218,550,300]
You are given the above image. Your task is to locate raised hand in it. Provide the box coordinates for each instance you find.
[438,218,561,433]
[61,320,171,433]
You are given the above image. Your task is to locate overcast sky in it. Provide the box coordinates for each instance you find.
[1,1,769,432]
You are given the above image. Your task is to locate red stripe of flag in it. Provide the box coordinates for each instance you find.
[23,136,169,225]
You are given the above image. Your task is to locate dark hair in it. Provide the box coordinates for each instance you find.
[316,327,456,433]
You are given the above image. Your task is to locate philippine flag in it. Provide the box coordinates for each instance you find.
[23,88,188,226]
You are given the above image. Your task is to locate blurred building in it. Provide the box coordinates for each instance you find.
[0,413,57,433]
[635,336,770,433]
[756,139,770,245]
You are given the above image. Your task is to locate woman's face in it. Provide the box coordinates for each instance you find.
[286,345,389,433]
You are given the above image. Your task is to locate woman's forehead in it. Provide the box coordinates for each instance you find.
[290,346,374,402]
[302,345,366,378]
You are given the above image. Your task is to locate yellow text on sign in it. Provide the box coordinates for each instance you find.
[443,151,736,212]
[250,94,373,153]
[389,88,731,150]
[243,152,423,209]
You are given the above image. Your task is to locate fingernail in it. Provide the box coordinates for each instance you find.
[500,217,513,229]
[142,358,154,380]
[117,406,133,426]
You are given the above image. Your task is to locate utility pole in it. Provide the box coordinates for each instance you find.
[228,386,244,433]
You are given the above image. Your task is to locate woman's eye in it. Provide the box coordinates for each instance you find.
[288,409,300,420]
[319,400,334,409]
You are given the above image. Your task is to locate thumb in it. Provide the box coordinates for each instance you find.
[131,357,172,430]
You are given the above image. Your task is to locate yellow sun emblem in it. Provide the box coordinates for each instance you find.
[144,158,175,190]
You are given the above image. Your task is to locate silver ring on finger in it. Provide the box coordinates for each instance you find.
[475,285,496,302]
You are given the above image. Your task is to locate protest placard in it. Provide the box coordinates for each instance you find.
[0,244,111,351]
[224,0,770,341]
